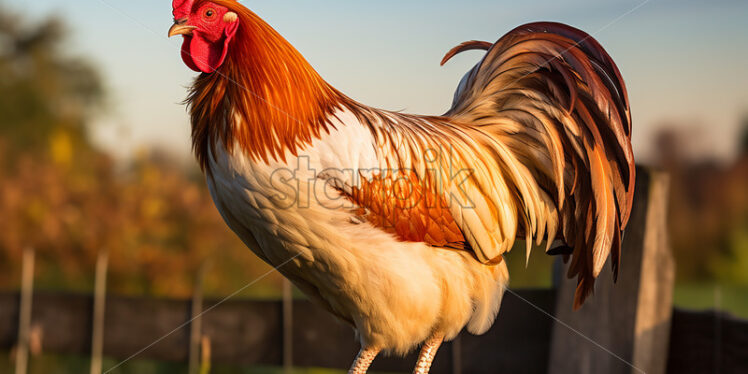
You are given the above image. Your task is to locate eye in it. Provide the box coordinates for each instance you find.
[205,9,215,18]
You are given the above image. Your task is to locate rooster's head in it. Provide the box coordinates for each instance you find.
[170,0,342,167]
[168,0,240,73]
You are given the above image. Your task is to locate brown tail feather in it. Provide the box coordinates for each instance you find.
[440,40,494,66]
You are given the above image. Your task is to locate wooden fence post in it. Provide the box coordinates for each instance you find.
[549,168,675,374]
[15,247,35,374]
[199,335,211,374]
[188,263,208,374]
[90,249,109,374]
[282,278,293,374]
[451,335,462,374]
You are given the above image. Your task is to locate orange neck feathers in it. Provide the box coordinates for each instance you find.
[188,0,343,168]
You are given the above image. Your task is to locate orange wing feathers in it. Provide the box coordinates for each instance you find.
[348,170,467,250]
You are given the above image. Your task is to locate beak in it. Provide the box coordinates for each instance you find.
[168,18,197,38]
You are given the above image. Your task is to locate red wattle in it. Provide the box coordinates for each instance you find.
[180,36,200,72]
[180,32,234,74]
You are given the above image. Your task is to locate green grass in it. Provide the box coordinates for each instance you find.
[673,283,748,319]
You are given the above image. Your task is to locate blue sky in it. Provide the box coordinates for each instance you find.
[10,0,748,161]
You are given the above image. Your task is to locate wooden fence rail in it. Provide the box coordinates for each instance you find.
[667,309,748,374]
[1,292,747,373]
[0,290,556,373]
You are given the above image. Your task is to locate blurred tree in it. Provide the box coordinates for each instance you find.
[654,118,748,287]
[709,118,748,285]
[0,8,102,156]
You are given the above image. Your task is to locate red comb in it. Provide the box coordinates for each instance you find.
[172,0,195,20]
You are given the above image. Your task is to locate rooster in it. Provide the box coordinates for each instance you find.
[168,1,634,373]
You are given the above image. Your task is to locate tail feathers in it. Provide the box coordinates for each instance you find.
[444,22,635,309]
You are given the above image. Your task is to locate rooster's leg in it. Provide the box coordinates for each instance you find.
[348,347,380,374]
[413,334,444,374]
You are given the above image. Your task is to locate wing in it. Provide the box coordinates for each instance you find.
[341,106,528,264]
